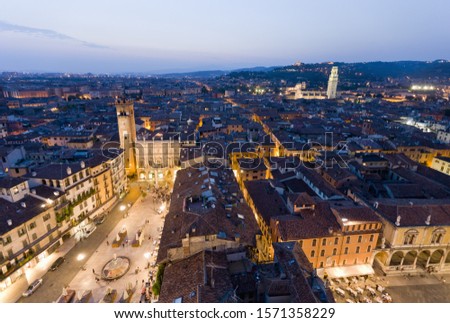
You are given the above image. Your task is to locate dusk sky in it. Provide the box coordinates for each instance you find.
[1,0,449,73]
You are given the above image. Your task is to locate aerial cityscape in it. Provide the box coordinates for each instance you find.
[1,0,450,306]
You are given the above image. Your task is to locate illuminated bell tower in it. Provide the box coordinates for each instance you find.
[327,66,339,99]
[116,99,137,175]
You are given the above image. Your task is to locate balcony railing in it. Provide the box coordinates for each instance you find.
[376,242,450,251]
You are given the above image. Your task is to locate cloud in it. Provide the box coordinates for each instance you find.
[0,20,107,49]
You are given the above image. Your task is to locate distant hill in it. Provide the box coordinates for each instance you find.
[227,60,450,88]
[228,60,450,90]
[159,66,279,78]
[159,70,227,78]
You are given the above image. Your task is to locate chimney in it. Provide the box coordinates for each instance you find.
[395,215,401,226]
[31,171,37,177]
[7,219,12,226]
[425,215,431,226]
[80,161,85,169]
[66,167,72,175]
[21,202,26,208]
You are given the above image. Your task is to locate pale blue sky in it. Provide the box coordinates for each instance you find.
[0,0,449,73]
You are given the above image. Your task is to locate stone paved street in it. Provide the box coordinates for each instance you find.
[66,187,166,303]
[15,183,142,303]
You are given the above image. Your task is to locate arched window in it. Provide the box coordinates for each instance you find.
[403,229,419,245]
[431,228,446,244]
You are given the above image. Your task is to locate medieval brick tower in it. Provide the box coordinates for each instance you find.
[116,99,137,175]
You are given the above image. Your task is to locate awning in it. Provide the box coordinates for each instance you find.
[317,264,374,279]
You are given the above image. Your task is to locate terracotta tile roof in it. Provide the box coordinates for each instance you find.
[0,195,53,235]
[321,164,357,183]
[391,167,450,199]
[25,162,86,180]
[244,180,290,224]
[416,164,450,188]
[292,192,315,207]
[271,242,334,303]
[297,165,344,199]
[384,183,426,199]
[159,251,235,303]
[237,158,267,171]
[157,166,259,263]
[282,177,318,196]
[271,201,341,241]
[375,199,450,227]
[330,203,381,223]
[0,176,27,189]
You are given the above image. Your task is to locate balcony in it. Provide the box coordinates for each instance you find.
[389,243,450,251]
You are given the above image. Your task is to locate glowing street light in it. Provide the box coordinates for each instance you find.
[77,253,85,261]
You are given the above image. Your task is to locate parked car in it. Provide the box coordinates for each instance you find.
[50,257,65,271]
[22,279,43,297]
[94,215,106,225]
[84,223,97,237]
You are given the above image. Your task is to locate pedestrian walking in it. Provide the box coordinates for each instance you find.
[106,241,110,246]
[92,268,95,274]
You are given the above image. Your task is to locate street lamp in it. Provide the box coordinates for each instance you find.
[77,253,85,261]
[120,204,128,218]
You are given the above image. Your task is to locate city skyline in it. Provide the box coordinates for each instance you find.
[1,0,450,73]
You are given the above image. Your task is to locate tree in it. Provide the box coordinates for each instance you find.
[152,263,166,296]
